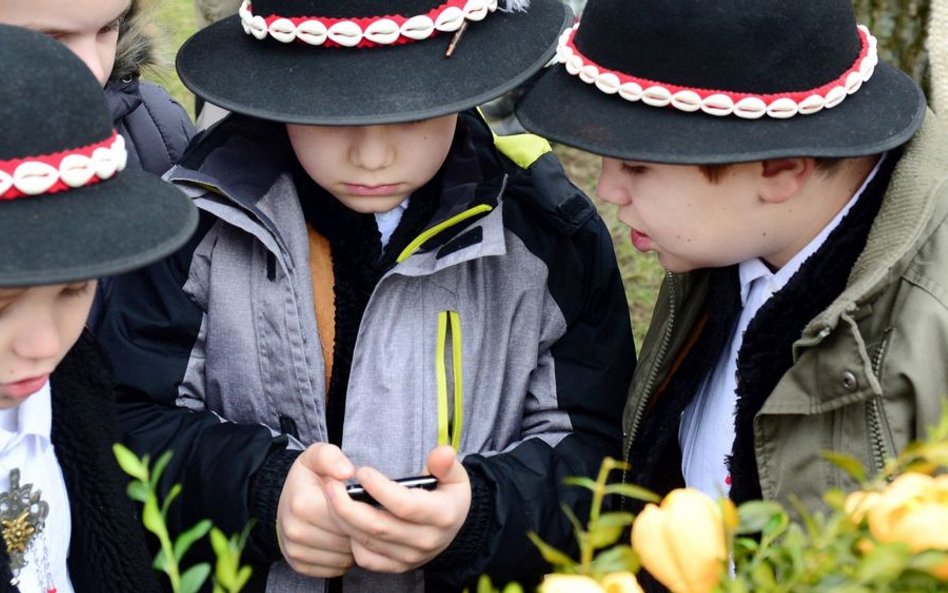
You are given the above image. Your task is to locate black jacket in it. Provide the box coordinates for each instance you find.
[105,77,195,178]
[0,333,163,593]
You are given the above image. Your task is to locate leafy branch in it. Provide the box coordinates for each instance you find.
[113,444,253,593]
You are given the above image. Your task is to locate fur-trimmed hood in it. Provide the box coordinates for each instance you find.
[111,0,157,82]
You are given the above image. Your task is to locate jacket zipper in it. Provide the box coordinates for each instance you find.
[622,273,678,495]
[436,310,464,449]
[866,334,891,477]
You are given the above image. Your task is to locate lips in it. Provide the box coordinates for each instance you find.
[631,228,652,252]
[1,374,49,401]
[343,183,403,197]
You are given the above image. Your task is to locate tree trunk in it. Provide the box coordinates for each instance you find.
[853,0,931,94]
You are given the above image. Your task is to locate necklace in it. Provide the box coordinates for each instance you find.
[0,469,54,593]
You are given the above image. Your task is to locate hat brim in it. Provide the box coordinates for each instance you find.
[0,170,197,286]
[177,0,570,125]
[516,60,926,164]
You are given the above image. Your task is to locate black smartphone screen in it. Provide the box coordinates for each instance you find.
[345,475,439,507]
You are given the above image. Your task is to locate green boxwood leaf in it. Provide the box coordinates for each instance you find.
[150,450,174,491]
[142,494,167,539]
[822,452,868,484]
[162,483,182,517]
[562,477,599,491]
[589,544,639,578]
[736,501,785,534]
[526,531,577,569]
[113,444,148,482]
[603,483,661,503]
[857,542,911,583]
[173,519,212,562]
[180,563,212,593]
[126,481,148,503]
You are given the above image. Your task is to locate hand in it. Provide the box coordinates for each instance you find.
[323,445,472,573]
[277,443,357,578]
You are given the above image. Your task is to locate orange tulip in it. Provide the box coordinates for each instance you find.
[539,574,605,593]
[600,571,645,593]
[852,473,948,580]
[631,488,726,593]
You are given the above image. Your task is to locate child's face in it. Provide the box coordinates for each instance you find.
[0,0,130,86]
[597,158,773,273]
[287,115,458,214]
[0,282,96,408]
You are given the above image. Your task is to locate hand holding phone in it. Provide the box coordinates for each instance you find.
[345,475,439,508]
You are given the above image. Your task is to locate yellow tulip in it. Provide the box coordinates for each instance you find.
[600,571,645,593]
[854,472,948,580]
[539,574,605,593]
[631,488,726,593]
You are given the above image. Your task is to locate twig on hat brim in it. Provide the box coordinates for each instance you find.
[445,21,469,57]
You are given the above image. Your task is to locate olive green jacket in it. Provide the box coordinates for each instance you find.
[623,112,948,508]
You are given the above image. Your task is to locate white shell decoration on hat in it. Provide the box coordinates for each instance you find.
[555,23,879,120]
[0,132,127,200]
[238,0,524,47]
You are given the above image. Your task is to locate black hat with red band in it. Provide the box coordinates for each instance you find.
[176,0,571,125]
[515,0,927,164]
[0,25,197,286]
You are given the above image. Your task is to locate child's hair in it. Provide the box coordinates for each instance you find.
[699,158,844,184]
[111,0,157,82]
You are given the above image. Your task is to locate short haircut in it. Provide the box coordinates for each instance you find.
[699,158,843,183]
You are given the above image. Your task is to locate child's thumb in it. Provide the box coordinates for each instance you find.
[298,443,355,480]
[425,445,467,485]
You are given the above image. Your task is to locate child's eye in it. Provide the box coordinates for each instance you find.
[101,18,123,35]
[621,163,648,176]
[61,282,92,298]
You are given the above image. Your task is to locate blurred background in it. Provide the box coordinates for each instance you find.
[150,0,940,348]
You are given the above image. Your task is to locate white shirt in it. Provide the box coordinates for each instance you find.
[679,157,885,498]
[0,382,74,593]
[374,198,410,251]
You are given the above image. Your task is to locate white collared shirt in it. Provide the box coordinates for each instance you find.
[0,382,74,593]
[374,198,410,251]
[679,157,885,498]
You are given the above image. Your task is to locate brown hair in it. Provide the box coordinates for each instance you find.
[699,158,843,183]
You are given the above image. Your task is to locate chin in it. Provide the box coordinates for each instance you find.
[341,198,405,214]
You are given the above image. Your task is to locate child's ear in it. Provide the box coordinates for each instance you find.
[757,158,815,204]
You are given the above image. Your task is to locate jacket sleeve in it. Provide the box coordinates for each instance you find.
[427,186,636,588]
[122,80,196,177]
[95,209,293,563]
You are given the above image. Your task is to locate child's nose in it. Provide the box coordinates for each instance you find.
[13,312,62,362]
[350,126,396,171]
[596,167,629,206]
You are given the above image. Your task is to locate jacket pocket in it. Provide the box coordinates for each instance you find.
[436,310,464,450]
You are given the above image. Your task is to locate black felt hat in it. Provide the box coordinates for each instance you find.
[516,0,927,164]
[177,0,570,124]
[0,25,197,286]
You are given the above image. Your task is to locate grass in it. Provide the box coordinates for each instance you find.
[146,0,664,348]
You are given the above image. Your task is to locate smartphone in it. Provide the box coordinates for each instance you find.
[345,475,439,508]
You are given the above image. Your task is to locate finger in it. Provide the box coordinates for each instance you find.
[297,443,356,481]
[279,519,352,554]
[424,445,467,486]
[348,467,443,524]
[287,556,354,579]
[282,543,354,572]
[350,539,414,574]
[325,479,414,541]
[325,480,456,569]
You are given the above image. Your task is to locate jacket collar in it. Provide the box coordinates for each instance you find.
[167,111,512,271]
[806,111,948,335]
